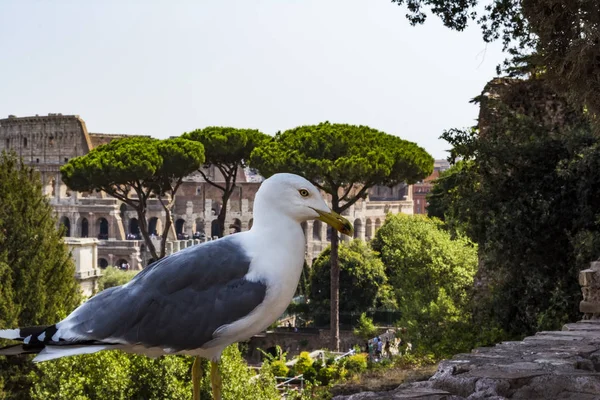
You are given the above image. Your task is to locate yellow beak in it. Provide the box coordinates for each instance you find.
[310,208,354,237]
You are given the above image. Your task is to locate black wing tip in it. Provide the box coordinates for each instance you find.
[0,343,41,357]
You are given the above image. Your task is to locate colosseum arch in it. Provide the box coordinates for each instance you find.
[129,218,140,236]
[98,258,109,269]
[211,219,220,238]
[230,218,242,234]
[375,218,382,232]
[353,218,362,239]
[365,219,373,240]
[60,216,71,237]
[80,217,89,238]
[148,217,161,236]
[313,220,323,241]
[194,218,205,234]
[175,218,186,235]
[97,217,109,239]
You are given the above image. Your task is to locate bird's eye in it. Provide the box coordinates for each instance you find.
[299,189,310,197]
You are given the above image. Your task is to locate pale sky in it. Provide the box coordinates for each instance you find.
[0,0,505,159]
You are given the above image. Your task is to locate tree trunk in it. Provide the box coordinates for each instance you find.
[330,199,341,351]
[216,190,230,238]
[159,205,173,259]
[137,208,159,261]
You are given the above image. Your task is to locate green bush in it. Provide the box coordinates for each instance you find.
[302,367,318,383]
[353,313,378,340]
[30,345,279,400]
[97,267,138,292]
[316,366,337,386]
[269,360,289,378]
[343,354,367,375]
[291,352,313,376]
[372,214,479,358]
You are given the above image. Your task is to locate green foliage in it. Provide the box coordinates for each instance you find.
[183,127,268,168]
[29,345,278,400]
[97,267,138,292]
[310,240,392,320]
[353,313,378,340]
[316,366,337,386]
[291,352,313,376]
[219,345,279,400]
[429,79,596,337]
[251,122,433,349]
[372,214,478,357]
[269,360,289,378]
[342,354,368,375]
[250,122,433,195]
[61,136,205,259]
[0,152,82,398]
[183,127,268,237]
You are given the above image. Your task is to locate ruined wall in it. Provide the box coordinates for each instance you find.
[0,114,92,164]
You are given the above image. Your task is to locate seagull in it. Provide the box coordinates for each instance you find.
[0,173,353,400]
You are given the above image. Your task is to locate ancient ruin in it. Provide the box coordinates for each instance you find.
[0,114,416,288]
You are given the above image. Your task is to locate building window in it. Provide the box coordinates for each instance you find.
[23,138,28,148]
[64,157,68,163]
[5,139,9,148]
[36,158,40,163]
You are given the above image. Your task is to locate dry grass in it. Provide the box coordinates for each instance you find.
[329,363,438,397]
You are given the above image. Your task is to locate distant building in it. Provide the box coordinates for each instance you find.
[64,238,102,297]
[0,114,416,279]
[412,159,450,215]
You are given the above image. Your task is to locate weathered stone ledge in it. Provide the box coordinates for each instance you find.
[334,320,600,399]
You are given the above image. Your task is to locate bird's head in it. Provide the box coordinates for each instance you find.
[256,173,354,236]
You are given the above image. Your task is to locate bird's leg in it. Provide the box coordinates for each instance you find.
[192,356,203,400]
[210,360,222,400]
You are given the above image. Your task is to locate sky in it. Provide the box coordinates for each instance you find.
[0,0,505,159]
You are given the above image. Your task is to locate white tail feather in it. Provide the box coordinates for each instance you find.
[33,345,109,362]
[0,329,21,340]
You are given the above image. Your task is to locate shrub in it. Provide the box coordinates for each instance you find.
[316,366,337,386]
[343,354,367,375]
[269,360,289,378]
[292,352,313,375]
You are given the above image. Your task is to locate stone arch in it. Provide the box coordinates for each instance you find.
[148,217,160,236]
[129,218,140,236]
[354,218,362,239]
[211,219,220,238]
[175,218,186,235]
[375,218,382,232]
[365,219,373,240]
[194,218,205,234]
[119,203,127,220]
[230,218,242,234]
[116,259,129,269]
[60,216,71,237]
[80,217,89,238]
[313,220,323,241]
[98,258,109,269]
[97,217,109,239]
[248,218,254,230]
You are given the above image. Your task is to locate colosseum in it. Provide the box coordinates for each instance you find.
[0,113,415,282]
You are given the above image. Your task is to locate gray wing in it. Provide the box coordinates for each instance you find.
[65,235,267,351]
